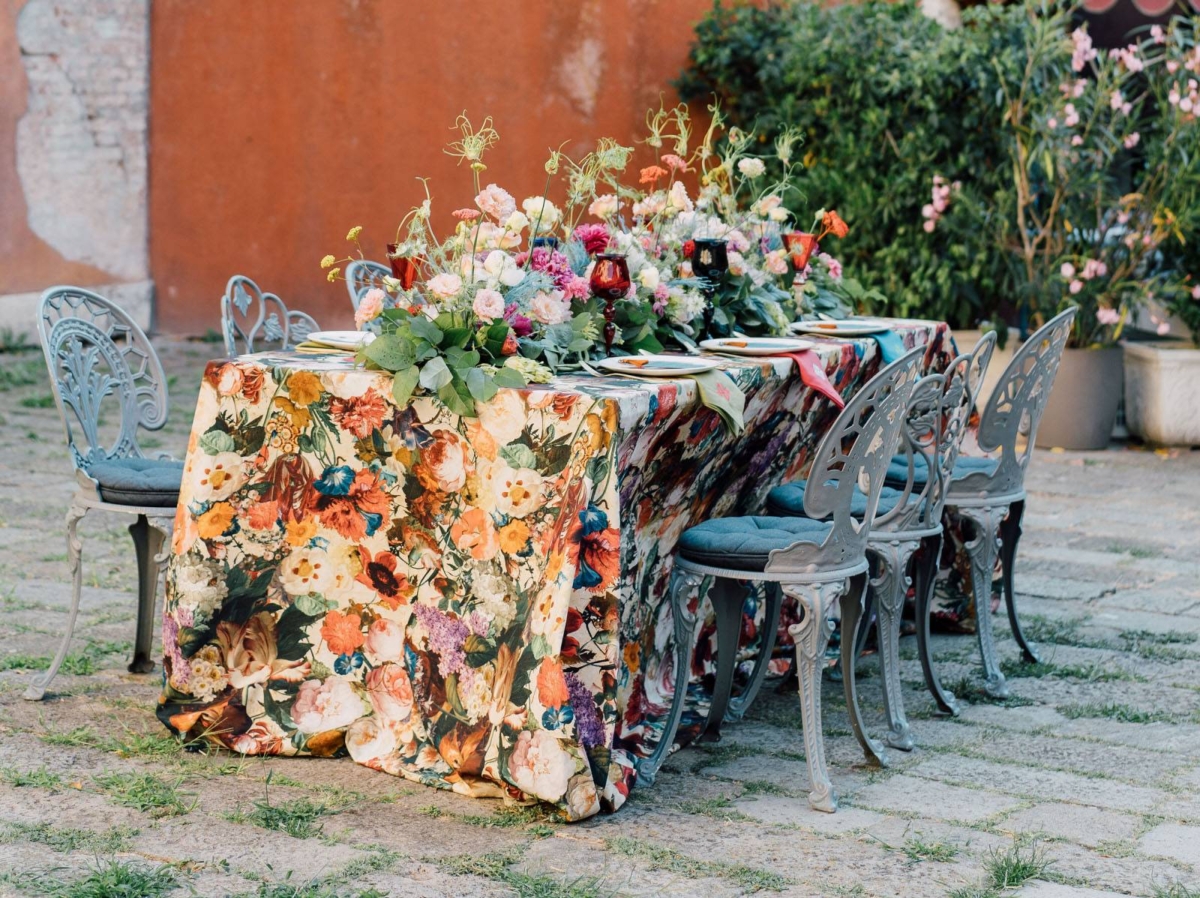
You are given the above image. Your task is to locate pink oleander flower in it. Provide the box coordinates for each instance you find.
[476,184,517,222]
[453,208,481,221]
[573,223,611,256]
[1071,135,1084,146]
[1048,117,1059,129]
[923,219,936,233]
[1069,279,1084,294]
[1192,284,1200,300]
[1082,259,1108,279]
[1071,28,1097,73]
[1151,25,1165,44]
[1061,262,1076,278]
[473,288,504,322]
[817,252,842,280]
[1124,132,1141,149]
[1064,103,1080,127]
[1097,307,1120,325]
[354,288,385,329]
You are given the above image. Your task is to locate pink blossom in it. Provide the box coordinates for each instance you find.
[354,288,385,329]
[1071,135,1084,146]
[1069,279,1084,294]
[1048,117,1058,129]
[1096,307,1120,325]
[1060,262,1076,278]
[817,252,843,280]
[1151,25,1165,44]
[661,154,688,172]
[1082,259,1108,279]
[1192,284,1200,300]
[923,219,936,233]
[1167,60,1180,74]
[475,184,517,223]
[573,223,611,256]
[473,288,504,322]
[1158,321,1171,335]
[654,283,670,302]
[1124,132,1140,149]
[1064,103,1080,127]
[563,275,591,301]
[1071,28,1097,73]
[453,208,481,221]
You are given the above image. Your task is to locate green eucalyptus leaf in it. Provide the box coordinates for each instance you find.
[418,356,454,390]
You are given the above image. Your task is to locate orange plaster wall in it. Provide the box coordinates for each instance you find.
[149,0,715,335]
[0,0,113,295]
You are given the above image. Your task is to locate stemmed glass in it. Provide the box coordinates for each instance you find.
[589,253,632,356]
[691,238,729,338]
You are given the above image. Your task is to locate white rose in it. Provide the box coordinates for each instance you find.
[425,273,463,300]
[290,679,364,734]
[365,617,405,663]
[477,390,527,446]
[507,729,575,803]
[638,267,660,291]
[666,181,693,214]
[172,557,227,616]
[345,716,398,765]
[530,290,570,326]
[522,197,561,232]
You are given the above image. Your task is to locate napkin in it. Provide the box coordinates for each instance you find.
[294,340,357,355]
[870,330,907,364]
[689,369,746,435]
[775,351,845,409]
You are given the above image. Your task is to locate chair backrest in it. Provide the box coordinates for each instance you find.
[346,260,392,311]
[221,275,320,356]
[766,347,923,575]
[37,286,168,472]
[877,332,997,533]
[954,307,1076,498]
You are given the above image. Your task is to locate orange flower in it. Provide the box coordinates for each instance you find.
[197,502,236,539]
[639,165,668,186]
[821,209,850,239]
[449,507,499,561]
[245,499,280,530]
[285,517,317,547]
[330,390,387,439]
[536,657,570,709]
[287,371,324,406]
[498,519,531,554]
[321,610,365,656]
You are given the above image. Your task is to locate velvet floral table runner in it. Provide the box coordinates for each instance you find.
[158,320,953,821]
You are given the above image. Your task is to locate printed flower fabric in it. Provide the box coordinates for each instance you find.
[159,321,952,820]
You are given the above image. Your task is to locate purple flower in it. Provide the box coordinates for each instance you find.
[565,670,605,748]
[414,604,470,677]
[504,304,534,337]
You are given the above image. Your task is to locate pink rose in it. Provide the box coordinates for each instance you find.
[216,364,244,396]
[355,288,385,329]
[425,273,463,301]
[290,678,364,734]
[1192,285,1200,300]
[473,288,505,322]
[365,662,414,725]
[507,729,574,802]
[415,428,470,493]
[1069,279,1084,294]
[530,290,570,326]
[365,618,405,662]
[345,715,398,766]
[476,184,516,223]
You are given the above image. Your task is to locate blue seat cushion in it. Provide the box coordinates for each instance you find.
[884,453,997,489]
[86,457,184,507]
[766,480,905,519]
[678,516,833,571]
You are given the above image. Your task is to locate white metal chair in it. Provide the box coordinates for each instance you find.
[27,287,180,700]
[220,275,320,356]
[640,348,922,811]
[895,308,1076,707]
[345,260,392,311]
[768,333,996,761]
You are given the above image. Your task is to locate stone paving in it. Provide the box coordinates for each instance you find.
[0,340,1199,898]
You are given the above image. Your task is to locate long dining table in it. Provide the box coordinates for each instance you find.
[157,319,954,821]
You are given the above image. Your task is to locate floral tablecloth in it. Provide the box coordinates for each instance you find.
[158,319,953,820]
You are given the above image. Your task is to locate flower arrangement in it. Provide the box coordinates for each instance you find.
[323,107,844,414]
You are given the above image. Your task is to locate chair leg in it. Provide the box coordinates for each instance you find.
[915,533,959,716]
[700,578,747,743]
[726,583,782,722]
[871,539,921,751]
[25,501,88,701]
[636,565,704,787]
[128,514,171,674]
[787,579,846,813]
[1000,500,1037,665]
[959,505,1008,698]
[839,572,888,768]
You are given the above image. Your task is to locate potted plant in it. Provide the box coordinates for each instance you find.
[992,10,1198,449]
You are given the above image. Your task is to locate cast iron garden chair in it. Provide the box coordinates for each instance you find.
[345,259,391,311]
[221,274,320,356]
[639,348,922,811]
[26,287,181,700]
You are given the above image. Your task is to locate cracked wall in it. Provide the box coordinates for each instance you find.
[0,0,150,331]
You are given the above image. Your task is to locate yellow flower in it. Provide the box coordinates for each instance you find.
[326,267,341,283]
[498,520,531,554]
[287,371,324,406]
[320,254,336,269]
[197,502,236,539]
[272,398,311,430]
[285,518,318,547]
[346,226,363,241]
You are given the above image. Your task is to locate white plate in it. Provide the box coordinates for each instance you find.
[595,354,719,377]
[304,330,376,350]
[789,320,889,337]
[700,337,815,356]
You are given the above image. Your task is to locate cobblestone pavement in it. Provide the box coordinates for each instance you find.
[1,340,1199,898]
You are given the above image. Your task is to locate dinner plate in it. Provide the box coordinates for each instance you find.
[303,330,376,350]
[595,355,719,377]
[700,337,815,356]
[789,320,890,337]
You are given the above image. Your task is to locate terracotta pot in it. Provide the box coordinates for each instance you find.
[1034,345,1123,450]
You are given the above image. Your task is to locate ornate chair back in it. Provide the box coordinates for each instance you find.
[221,275,320,356]
[346,260,392,311]
[954,307,1076,498]
[878,332,997,533]
[37,286,168,473]
[766,347,923,575]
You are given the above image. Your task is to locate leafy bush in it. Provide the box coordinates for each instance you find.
[678,0,1200,341]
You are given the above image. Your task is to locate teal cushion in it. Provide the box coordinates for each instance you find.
[884,453,997,489]
[86,457,183,507]
[678,516,833,571]
[766,481,905,519]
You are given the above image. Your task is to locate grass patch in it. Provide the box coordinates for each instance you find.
[0,821,138,854]
[944,675,1034,708]
[227,777,334,839]
[1118,630,1198,662]
[1021,615,1109,650]
[686,741,760,774]
[1000,658,1143,683]
[456,803,558,831]
[674,795,753,821]
[607,836,789,892]
[1153,884,1200,898]
[903,835,959,863]
[1060,702,1187,725]
[0,766,64,790]
[985,841,1051,889]
[41,724,187,759]
[740,779,793,796]
[0,359,43,388]
[19,394,56,409]
[93,771,195,817]
[435,848,613,897]
[0,641,128,676]
[15,859,177,898]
